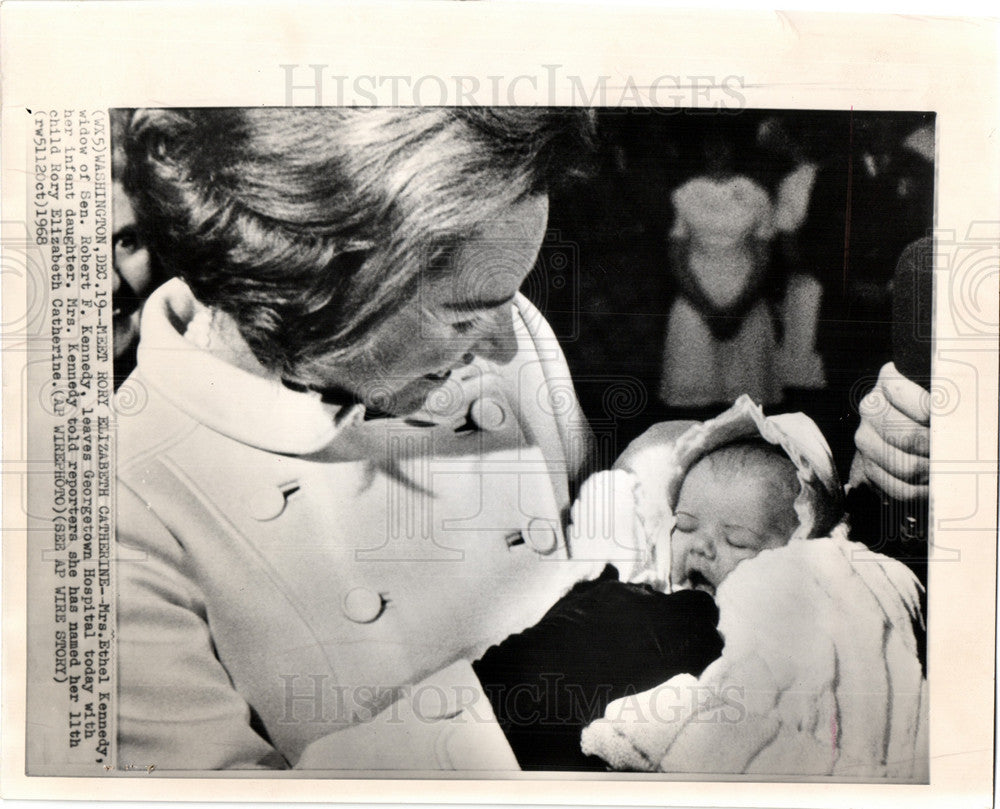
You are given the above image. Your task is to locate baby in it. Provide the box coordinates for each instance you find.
[575,395,927,778]
[569,393,847,594]
[669,437,801,597]
[475,397,924,776]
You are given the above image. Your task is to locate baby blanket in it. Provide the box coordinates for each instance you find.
[579,530,927,778]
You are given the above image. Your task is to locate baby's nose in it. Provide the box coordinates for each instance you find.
[692,531,717,560]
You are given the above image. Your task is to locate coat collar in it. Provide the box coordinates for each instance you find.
[134,278,366,455]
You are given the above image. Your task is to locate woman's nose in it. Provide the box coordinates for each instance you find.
[472,306,518,366]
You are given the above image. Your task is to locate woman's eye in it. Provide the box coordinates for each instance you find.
[449,308,499,334]
[450,318,479,335]
[114,226,141,254]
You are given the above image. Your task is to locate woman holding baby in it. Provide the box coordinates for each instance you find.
[115,107,929,774]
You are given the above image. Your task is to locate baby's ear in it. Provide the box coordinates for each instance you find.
[613,421,699,474]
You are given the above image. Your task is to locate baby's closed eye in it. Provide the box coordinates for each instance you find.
[722,525,765,549]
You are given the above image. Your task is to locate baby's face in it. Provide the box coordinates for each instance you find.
[670,457,798,596]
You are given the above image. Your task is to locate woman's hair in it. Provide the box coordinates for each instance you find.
[110,108,133,177]
[123,107,596,383]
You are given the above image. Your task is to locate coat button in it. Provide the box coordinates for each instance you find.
[524,518,559,555]
[468,397,506,431]
[247,486,287,521]
[342,587,385,623]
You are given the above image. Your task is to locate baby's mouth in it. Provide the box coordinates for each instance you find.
[423,368,453,382]
[685,569,716,596]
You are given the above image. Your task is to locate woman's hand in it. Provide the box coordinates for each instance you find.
[850,362,930,502]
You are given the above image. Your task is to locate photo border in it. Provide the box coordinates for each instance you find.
[2,2,997,806]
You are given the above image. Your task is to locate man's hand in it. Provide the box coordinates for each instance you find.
[850,361,930,501]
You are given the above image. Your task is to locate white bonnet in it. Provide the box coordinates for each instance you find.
[614,395,845,588]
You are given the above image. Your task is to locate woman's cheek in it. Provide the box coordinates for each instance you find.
[119,249,154,297]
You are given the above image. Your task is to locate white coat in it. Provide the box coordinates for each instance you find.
[115,278,623,771]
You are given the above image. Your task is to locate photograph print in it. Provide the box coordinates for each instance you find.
[104,105,932,777]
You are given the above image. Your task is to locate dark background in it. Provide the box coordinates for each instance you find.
[526,107,935,481]
[112,107,935,484]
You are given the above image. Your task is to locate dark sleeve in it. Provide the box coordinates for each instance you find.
[473,566,724,770]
